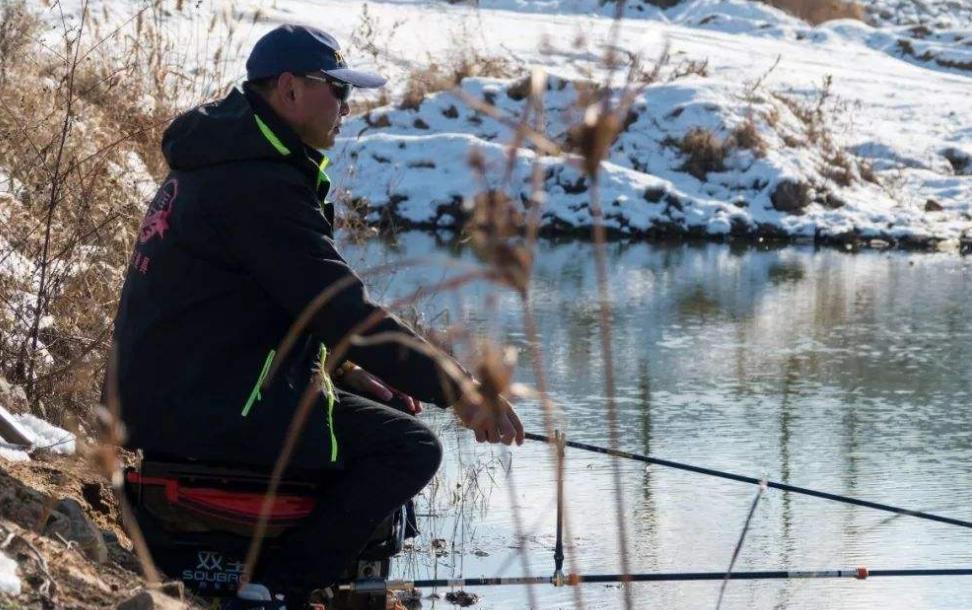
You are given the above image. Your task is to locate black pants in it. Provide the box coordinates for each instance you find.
[256,389,442,599]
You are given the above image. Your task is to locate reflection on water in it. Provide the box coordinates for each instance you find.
[342,233,972,609]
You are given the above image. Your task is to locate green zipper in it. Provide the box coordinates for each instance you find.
[241,349,276,417]
[317,343,339,463]
[241,345,339,463]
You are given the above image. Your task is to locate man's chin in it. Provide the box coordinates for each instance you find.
[317,130,338,150]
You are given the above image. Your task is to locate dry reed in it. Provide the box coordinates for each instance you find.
[762,0,866,24]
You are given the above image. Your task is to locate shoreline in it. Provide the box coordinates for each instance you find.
[346,215,972,255]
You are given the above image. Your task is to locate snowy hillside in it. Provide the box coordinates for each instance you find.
[43,0,972,248]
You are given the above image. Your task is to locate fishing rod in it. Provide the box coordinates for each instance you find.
[340,568,972,593]
[339,430,972,597]
[525,432,972,530]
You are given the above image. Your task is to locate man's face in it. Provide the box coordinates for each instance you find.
[279,73,350,150]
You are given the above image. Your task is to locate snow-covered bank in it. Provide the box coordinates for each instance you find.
[42,0,972,249]
[317,0,971,247]
[330,69,970,248]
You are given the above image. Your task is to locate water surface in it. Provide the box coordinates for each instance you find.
[341,233,972,610]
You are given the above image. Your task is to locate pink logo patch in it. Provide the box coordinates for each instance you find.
[139,178,178,244]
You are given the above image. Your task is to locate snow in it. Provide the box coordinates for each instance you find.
[0,445,30,462]
[0,405,76,462]
[332,69,967,242]
[0,552,20,596]
[15,413,76,455]
[858,0,972,28]
[36,0,972,246]
[0,188,60,374]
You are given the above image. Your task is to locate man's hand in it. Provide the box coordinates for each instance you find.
[453,394,524,446]
[339,363,422,414]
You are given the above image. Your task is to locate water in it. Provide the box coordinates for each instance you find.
[341,233,972,610]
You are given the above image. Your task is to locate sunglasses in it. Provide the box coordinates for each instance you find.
[302,73,353,103]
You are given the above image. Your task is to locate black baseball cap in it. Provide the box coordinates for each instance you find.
[246,24,386,88]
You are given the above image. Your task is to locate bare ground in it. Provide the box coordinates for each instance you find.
[0,454,199,610]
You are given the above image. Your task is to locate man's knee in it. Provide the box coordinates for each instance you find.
[407,421,443,480]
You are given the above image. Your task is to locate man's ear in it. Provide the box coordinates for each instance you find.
[277,72,299,106]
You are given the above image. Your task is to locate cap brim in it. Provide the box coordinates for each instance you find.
[324,68,386,89]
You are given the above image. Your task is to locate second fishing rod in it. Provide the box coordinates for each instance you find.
[525,431,972,530]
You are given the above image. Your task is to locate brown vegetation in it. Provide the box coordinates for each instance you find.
[729,119,768,157]
[678,128,728,180]
[0,1,231,423]
[771,179,811,213]
[761,0,866,25]
[676,119,768,181]
[772,76,874,188]
[669,58,710,80]
[400,48,515,111]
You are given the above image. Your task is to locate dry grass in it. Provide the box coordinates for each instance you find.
[669,58,710,80]
[822,149,855,187]
[346,4,400,115]
[348,89,392,116]
[679,128,728,180]
[400,49,515,111]
[771,76,874,188]
[674,119,768,180]
[729,119,768,157]
[761,0,866,25]
[0,1,233,422]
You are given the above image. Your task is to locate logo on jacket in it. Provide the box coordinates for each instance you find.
[139,178,178,244]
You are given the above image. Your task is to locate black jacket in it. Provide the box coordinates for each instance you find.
[110,86,458,467]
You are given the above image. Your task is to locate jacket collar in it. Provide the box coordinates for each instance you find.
[243,84,332,202]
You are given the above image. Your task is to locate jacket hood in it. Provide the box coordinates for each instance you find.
[161,86,316,173]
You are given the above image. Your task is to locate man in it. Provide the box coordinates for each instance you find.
[110,24,523,607]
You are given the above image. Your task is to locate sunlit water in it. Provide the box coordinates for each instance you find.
[341,233,972,610]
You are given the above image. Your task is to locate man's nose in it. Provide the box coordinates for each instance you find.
[340,101,350,116]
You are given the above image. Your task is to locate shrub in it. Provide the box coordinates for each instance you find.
[400,48,514,111]
[679,128,728,180]
[761,0,866,25]
[729,119,768,157]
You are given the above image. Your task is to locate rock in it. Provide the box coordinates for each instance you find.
[364,112,391,128]
[770,179,811,214]
[505,75,531,101]
[429,537,452,557]
[116,589,184,610]
[942,147,971,175]
[643,187,666,203]
[82,482,112,515]
[44,498,108,564]
[820,191,846,209]
[445,590,479,606]
[961,237,972,256]
[925,198,944,212]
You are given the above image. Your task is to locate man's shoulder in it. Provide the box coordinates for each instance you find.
[199,158,316,207]
[221,158,309,189]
